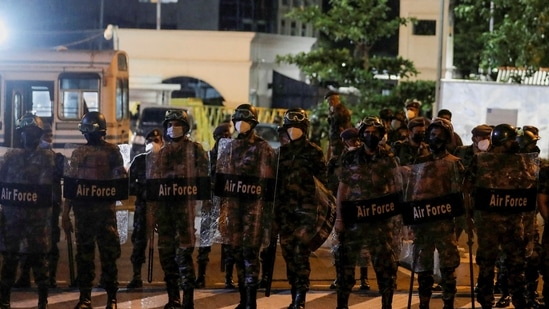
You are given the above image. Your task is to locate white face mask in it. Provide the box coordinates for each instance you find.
[287,127,303,140]
[477,139,490,152]
[146,142,162,153]
[406,110,416,120]
[167,126,184,139]
[235,121,251,134]
[390,119,402,130]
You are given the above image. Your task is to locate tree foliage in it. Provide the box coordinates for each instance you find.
[276,0,432,116]
[455,0,549,73]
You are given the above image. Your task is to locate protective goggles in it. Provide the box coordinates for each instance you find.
[233,109,255,120]
[78,123,101,132]
[284,111,307,122]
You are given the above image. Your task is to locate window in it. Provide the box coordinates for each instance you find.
[59,74,100,120]
[32,86,52,118]
[413,20,436,36]
[116,78,129,120]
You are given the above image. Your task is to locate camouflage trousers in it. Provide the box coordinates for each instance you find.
[130,199,147,265]
[280,231,312,292]
[336,220,398,295]
[231,245,260,287]
[73,204,121,290]
[1,252,49,289]
[411,219,460,302]
[475,212,526,307]
[155,204,195,290]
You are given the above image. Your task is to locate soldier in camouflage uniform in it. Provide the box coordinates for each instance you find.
[538,159,549,309]
[334,116,400,309]
[406,118,464,309]
[0,113,57,309]
[274,108,327,309]
[150,110,210,309]
[391,116,430,165]
[215,104,276,309]
[62,111,127,309]
[468,124,535,309]
[127,128,164,289]
[325,91,352,161]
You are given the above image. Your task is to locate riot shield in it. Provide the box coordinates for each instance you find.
[145,140,211,248]
[308,177,337,251]
[0,146,56,254]
[213,137,276,249]
[63,143,129,244]
[400,160,464,225]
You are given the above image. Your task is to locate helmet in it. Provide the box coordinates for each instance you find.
[213,123,231,140]
[379,108,394,121]
[517,125,540,148]
[491,124,517,147]
[283,108,309,128]
[79,111,107,133]
[145,128,163,141]
[427,117,454,141]
[163,109,189,132]
[358,116,385,137]
[16,113,44,132]
[232,104,258,125]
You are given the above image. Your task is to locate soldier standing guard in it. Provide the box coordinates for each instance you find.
[0,113,57,309]
[334,116,401,309]
[127,128,164,289]
[275,108,327,309]
[62,111,128,309]
[214,104,276,309]
[401,118,465,309]
[325,91,352,161]
[146,110,210,309]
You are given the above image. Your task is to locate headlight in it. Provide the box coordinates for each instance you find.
[132,135,146,145]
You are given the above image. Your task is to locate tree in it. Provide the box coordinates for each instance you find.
[276,0,429,116]
[455,0,549,75]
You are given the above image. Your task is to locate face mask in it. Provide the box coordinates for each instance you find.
[406,110,416,120]
[167,126,184,139]
[428,137,446,153]
[390,119,401,130]
[287,127,303,141]
[477,139,490,152]
[363,135,380,149]
[347,146,358,151]
[235,121,251,134]
[412,133,425,143]
[146,142,162,153]
[39,139,52,149]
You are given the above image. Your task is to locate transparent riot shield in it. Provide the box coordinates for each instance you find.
[213,137,276,249]
[473,152,540,256]
[400,159,464,226]
[0,146,56,254]
[145,140,211,248]
[63,143,129,244]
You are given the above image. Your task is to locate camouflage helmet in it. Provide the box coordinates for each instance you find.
[517,125,540,148]
[283,108,310,130]
[79,111,107,133]
[491,124,517,147]
[427,117,454,141]
[232,104,259,125]
[358,116,385,137]
[16,112,44,132]
[163,109,189,132]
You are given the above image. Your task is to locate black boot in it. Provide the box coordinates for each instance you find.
[419,296,430,309]
[336,289,350,309]
[182,288,194,309]
[14,267,31,289]
[293,290,306,309]
[74,288,92,309]
[195,263,207,289]
[329,279,338,290]
[287,286,296,309]
[225,262,236,289]
[164,283,181,309]
[359,267,370,290]
[245,286,257,309]
[235,284,245,309]
[442,297,454,309]
[38,286,48,309]
[127,263,143,289]
[417,272,434,309]
[0,284,10,309]
[106,288,117,309]
[381,291,393,309]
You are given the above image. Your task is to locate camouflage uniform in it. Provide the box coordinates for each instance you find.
[336,144,400,309]
[150,114,209,309]
[0,143,56,308]
[325,91,352,161]
[216,122,276,309]
[275,116,327,309]
[538,163,549,304]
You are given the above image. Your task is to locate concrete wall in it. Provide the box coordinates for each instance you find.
[116,28,315,108]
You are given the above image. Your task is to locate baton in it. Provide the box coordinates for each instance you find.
[148,230,154,283]
[67,231,76,288]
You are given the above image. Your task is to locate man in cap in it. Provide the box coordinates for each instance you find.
[391,116,430,166]
[437,109,463,153]
[325,91,352,161]
[127,128,164,289]
[404,99,422,122]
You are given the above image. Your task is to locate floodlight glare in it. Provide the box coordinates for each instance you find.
[0,20,8,45]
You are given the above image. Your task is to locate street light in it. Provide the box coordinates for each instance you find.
[104,24,119,50]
